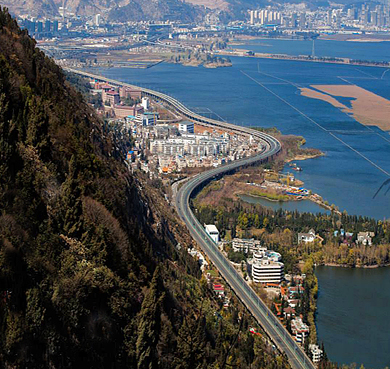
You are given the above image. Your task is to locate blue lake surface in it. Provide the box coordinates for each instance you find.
[233,38,390,62]
[316,266,390,369]
[98,51,390,220]
[97,40,390,368]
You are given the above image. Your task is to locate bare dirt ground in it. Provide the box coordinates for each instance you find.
[300,84,390,131]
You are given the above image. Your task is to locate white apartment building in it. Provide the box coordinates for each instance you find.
[357,231,375,246]
[298,229,316,244]
[291,317,309,344]
[251,257,284,284]
[309,344,323,364]
[205,224,219,243]
[232,238,262,253]
[134,113,156,126]
[150,136,229,157]
[141,97,150,110]
[179,121,194,133]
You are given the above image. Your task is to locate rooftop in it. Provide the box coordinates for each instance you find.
[205,224,219,233]
[106,90,119,96]
[291,317,309,333]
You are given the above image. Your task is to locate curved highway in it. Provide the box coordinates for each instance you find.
[175,147,315,369]
[65,68,315,369]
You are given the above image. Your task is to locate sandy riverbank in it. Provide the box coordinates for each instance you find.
[300,84,390,131]
[285,152,325,162]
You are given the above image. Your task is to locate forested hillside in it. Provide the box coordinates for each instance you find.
[0,8,291,368]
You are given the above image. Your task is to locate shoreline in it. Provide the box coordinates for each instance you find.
[319,262,390,269]
[230,36,390,43]
[239,190,337,214]
[285,152,325,163]
[238,192,292,203]
[220,49,390,69]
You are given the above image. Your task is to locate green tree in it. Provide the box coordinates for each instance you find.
[174,316,206,369]
[136,267,164,369]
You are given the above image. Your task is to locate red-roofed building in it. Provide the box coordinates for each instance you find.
[120,86,142,100]
[103,90,120,106]
[273,303,282,316]
[213,284,225,296]
[95,82,112,91]
[288,286,304,297]
[114,105,135,119]
[280,286,288,296]
[283,306,296,318]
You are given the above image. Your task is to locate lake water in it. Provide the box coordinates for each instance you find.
[98,46,390,220]
[97,40,390,367]
[232,38,390,62]
[316,266,390,368]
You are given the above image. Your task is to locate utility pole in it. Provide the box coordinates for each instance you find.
[62,0,66,23]
[311,39,315,58]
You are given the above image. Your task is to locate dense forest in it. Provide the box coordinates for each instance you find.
[0,7,294,368]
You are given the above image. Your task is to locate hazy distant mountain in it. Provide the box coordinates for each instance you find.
[4,0,357,21]
[1,0,59,17]
[107,0,204,22]
[4,0,205,21]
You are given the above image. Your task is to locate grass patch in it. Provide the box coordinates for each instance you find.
[249,189,290,202]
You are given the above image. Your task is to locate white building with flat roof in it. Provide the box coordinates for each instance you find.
[135,113,156,126]
[179,121,194,134]
[251,257,284,284]
[205,224,219,243]
[232,238,262,253]
[141,97,150,111]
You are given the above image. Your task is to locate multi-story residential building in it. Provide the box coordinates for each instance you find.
[251,257,284,284]
[149,135,229,157]
[291,317,309,344]
[357,231,375,246]
[309,344,323,364]
[205,224,219,243]
[103,90,120,106]
[179,121,194,133]
[232,238,262,253]
[119,86,142,100]
[298,229,316,244]
[141,97,150,110]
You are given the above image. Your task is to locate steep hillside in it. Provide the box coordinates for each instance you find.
[0,7,292,369]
